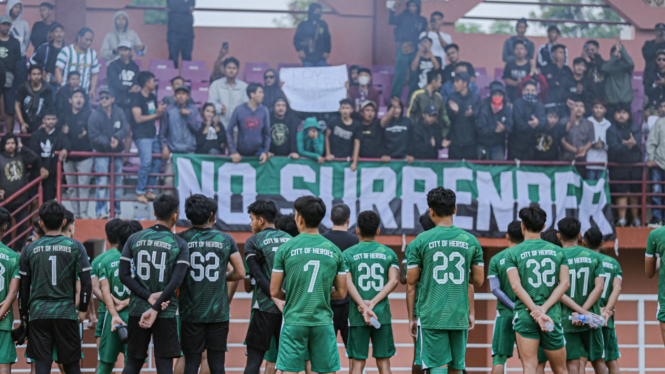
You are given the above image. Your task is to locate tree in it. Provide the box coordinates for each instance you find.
[455,22,486,34]
[273,0,317,28]
[528,0,624,39]
[130,0,167,25]
[488,20,514,35]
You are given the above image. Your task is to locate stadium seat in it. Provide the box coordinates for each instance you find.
[182,67,211,84]
[377,106,387,118]
[98,58,108,85]
[475,74,493,99]
[494,68,504,81]
[372,65,395,76]
[474,67,488,77]
[182,60,207,71]
[150,59,175,72]
[157,85,174,103]
[245,62,269,84]
[154,68,179,85]
[191,83,210,104]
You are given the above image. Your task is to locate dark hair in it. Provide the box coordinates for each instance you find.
[67,71,80,79]
[426,69,441,84]
[518,205,547,233]
[222,57,240,68]
[541,228,561,247]
[339,98,353,107]
[275,214,299,237]
[513,40,527,49]
[137,71,155,88]
[573,57,587,66]
[43,107,57,117]
[444,43,459,53]
[569,94,585,104]
[330,204,351,226]
[427,187,456,217]
[32,219,45,237]
[39,201,67,231]
[153,194,180,221]
[185,194,214,225]
[522,80,538,89]
[0,133,18,153]
[50,22,63,32]
[349,65,360,73]
[209,197,218,216]
[546,108,560,117]
[201,103,215,115]
[357,211,380,238]
[118,221,143,250]
[75,27,94,42]
[592,99,607,108]
[547,25,560,34]
[294,196,326,228]
[28,65,43,74]
[583,227,603,249]
[585,40,600,49]
[557,217,581,242]
[551,44,566,54]
[358,67,371,76]
[62,210,75,231]
[0,208,11,231]
[419,211,435,231]
[127,220,143,233]
[105,218,125,245]
[247,83,263,97]
[247,199,278,224]
[170,76,184,85]
[431,11,444,19]
[387,96,404,115]
[507,220,524,244]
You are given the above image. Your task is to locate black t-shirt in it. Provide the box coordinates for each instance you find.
[130,92,158,140]
[30,21,51,50]
[384,116,410,158]
[533,124,564,161]
[502,60,531,100]
[16,84,54,133]
[415,56,443,89]
[0,36,21,74]
[359,119,385,158]
[322,229,359,306]
[327,117,361,158]
[196,121,227,155]
[441,61,476,83]
[270,112,300,156]
[58,108,92,160]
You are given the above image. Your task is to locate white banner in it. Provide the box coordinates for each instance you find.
[280,65,348,112]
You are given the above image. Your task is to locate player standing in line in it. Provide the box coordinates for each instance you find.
[344,211,399,374]
[19,201,93,374]
[488,220,524,374]
[243,200,292,374]
[505,205,570,374]
[98,221,142,374]
[178,194,245,374]
[582,227,622,374]
[270,196,347,374]
[0,208,20,371]
[407,188,484,374]
[401,212,434,374]
[556,218,607,374]
[645,225,665,346]
[119,195,190,374]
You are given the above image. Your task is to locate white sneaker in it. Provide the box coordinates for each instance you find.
[616,218,627,227]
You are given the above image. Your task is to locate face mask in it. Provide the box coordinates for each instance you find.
[491,96,504,113]
[358,76,370,85]
[523,92,538,103]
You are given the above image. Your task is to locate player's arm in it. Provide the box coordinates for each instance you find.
[399,260,407,285]
[470,264,484,287]
[331,273,347,300]
[150,240,189,312]
[226,252,246,282]
[244,277,254,292]
[560,294,587,314]
[246,252,271,295]
[406,266,421,286]
[540,264,570,315]
[369,267,399,308]
[101,278,125,330]
[604,276,622,315]
[91,269,104,304]
[18,251,31,324]
[580,275,605,311]
[227,263,239,303]
[0,278,19,320]
[270,270,286,300]
[346,271,366,309]
[76,243,93,316]
[507,268,541,313]
[468,284,475,330]
[645,256,658,278]
[489,276,515,310]
[406,282,417,337]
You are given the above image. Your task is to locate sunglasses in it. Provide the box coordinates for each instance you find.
[99,96,111,101]
[265,75,275,79]
[658,58,665,62]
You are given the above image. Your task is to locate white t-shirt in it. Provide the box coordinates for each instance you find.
[586,116,611,169]
[419,31,452,66]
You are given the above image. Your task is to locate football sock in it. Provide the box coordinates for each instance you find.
[184,354,202,374]
[244,347,265,374]
[208,350,227,374]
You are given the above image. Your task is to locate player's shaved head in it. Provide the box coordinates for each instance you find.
[541,228,561,247]
[557,217,581,242]
[153,194,180,221]
[275,214,299,237]
[248,199,278,224]
[294,196,326,229]
[583,227,603,249]
[419,211,435,231]
[330,204,351,226]
[427,187,456,217]
[185,194,214,225]
[518,205,547,233]
[507,220,524,244]
[105,218,125,245]
[39,201,67,231]
[357,211,380,238]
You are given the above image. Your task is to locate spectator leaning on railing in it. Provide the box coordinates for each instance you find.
[357,100,387,160]
[446,72,481,160]
[269,98,299,159]
[476,81,512,161]
[226,83,270,164]
[87,86,128,219]
[297,117,325,163]
[196,103,227,155]
[533,108,564,162]
[325,99,360,170]
[29,107,68,203]
[646,107,665,227]
[406,105,442,162]
[380,96,410,161]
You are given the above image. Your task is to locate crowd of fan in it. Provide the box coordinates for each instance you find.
[0,1,665,229]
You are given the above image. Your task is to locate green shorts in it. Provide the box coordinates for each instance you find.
[419,328,467,371]
[276,324,339,373]
[347,325,395,360]
[95,311,106,338]
[492,315,515,359]
[99,309,128,364]
[414,327,422,366]
[264,337,278,363]
[602,327,620,362]
[0,331,16,364]
[537,347,548,363]
[565,329,605,361]
[513,312,565,351]
[658,302,665,323]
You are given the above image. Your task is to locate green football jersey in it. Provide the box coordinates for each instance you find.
[120,225,189,319]
[343,241,399,327]
[407,225,484,330]
[487,248,517,318]
[177,227,238,323]
[91,250,114,316]
[504,239,566,323]
[561,246,603,333]
[19,235,92,321]
[98,250,129,301]
[272,233,345,326]
[403,241,418,317]
[244,228,292,314]
[0,245,19,331]
[646,227,665,316]
[596,252,622,329]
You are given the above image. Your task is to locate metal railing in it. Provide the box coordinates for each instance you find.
[0,177,43,247]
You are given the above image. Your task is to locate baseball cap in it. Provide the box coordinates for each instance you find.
[489,81,505,95]
[71,87,86,98]
[118,40,133,50]
[98,86,111,95]
[0,15,12,25]
[423,105,438,115]
[175,85,190,94]
[454,72,470,83]
[39,2,55,9]
[656,23,665,31]
[361,100,376,110]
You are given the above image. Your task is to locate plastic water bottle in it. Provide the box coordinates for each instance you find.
[569,314,587,324]
[369,317,381,329]
[544,321,554,332]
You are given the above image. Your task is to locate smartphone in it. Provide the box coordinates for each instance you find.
[222,42,229,50]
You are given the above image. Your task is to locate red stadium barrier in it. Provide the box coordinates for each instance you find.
[0,177,43,247]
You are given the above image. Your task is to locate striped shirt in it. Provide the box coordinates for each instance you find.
[55,45,100,93]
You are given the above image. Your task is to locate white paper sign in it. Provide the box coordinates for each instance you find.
[280,65,348,112]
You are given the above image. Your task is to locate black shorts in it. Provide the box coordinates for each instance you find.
[127,316,181,359]
[332,303,349,346]
[610,166,643,193]
[181,321,229,355]
[27,319,81,364]
[245,310,282,352]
